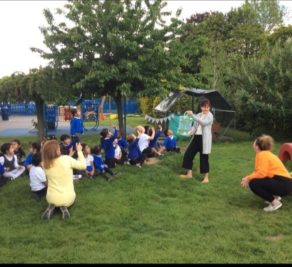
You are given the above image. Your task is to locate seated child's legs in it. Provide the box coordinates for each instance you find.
[4,167,25,180]
[105,158,116,168]
[32,187,47,201]
[105,167,114,176]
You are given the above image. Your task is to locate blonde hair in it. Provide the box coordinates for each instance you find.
[41,140,60,169]
[135,125,145,135]
[255,134,274,151]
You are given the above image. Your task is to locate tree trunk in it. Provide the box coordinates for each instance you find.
[114,93,125,137]
[34,95,45,141]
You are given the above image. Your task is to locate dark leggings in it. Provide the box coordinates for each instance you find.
[182,135,209,174]
[249,176,292,202]
[32,187,47,200]
[105,158,116,168]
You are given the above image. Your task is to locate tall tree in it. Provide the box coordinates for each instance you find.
[32,0,193,134]
[225,39,292,135]
[247,0,285,33]
[0,67,70,140]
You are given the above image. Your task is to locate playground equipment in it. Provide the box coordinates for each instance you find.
[99,96,106,120]
[43,104,58,132]
[279,143,292,162]
[109,114,117,120]
[81,100,99,131]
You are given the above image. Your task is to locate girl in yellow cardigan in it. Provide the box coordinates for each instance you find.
[41,140,86,219]
[241,135,292,212]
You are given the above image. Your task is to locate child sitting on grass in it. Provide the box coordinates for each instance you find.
[117,131,129,164]
[161,129,180,153]
[127,134,144,168]
[100,127,118,168]
[148,125,163,156]
[23,142,41,172]
[59,134,74,156]
[11,139,26,165]
[81,143,95,178]
[29,153,47,201]
[92,145,115,181]
[135,125,155,160]
[0,143,25,180]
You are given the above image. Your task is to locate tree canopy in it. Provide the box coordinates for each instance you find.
[32,0,195,132]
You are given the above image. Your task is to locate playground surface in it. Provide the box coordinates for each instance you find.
[0,115,133,137]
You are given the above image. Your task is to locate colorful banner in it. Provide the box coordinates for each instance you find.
[145,114,175,124]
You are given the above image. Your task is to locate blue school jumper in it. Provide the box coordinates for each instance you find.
[93,154,106,172]
[128,138,141,160]
[163,136,177,150]
[149,130,161,148]
[70,117,84,135]
[101,129,118,160]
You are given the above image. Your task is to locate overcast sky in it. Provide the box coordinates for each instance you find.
[0,0,291,78]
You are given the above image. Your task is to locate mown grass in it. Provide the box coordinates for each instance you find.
[0,126,292,263]
[84,114,147,129]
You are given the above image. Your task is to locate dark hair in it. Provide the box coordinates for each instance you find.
[148,128,153,136]
[100,128,109,143]
[117,131,123,139]
[92,145,102,155]
[71,108,77,117]
[11,139,26,156]
[60,134,71,142]
[199,97,211,107]
[31,142,41,153]
[164,128,169,137]
[31,152,42,166]
[144,125,150,134]
[11,139,21,146]
[1,143,12,154]
[81,143,87,151]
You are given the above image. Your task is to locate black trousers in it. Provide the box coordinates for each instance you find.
[105,158,116,168]
[182,135,209,174]
[32,187,47,201]
[249,176,292,202]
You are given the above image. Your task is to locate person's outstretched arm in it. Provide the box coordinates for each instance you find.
[69,143,86,170]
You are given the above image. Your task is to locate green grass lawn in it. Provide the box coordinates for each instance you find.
[84,114,148,129]
[0,129,292,263]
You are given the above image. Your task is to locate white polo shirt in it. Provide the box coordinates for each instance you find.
[29,166,47,192]
[138,133,149,152]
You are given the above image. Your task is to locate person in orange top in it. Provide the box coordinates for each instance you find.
[241,135,292,212]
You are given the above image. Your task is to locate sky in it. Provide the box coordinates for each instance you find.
[0,0,291,78]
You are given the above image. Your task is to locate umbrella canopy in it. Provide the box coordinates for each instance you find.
[154,88,232,113]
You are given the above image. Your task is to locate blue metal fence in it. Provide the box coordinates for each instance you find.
[3,98,140,116]
[43,105,58,130]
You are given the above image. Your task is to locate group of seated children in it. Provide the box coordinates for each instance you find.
[99,124,180,169]
[0,124,180,199]
[0,140,43,200]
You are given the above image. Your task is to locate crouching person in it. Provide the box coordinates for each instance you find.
[41,140,86,220]
[241,135,292,212]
